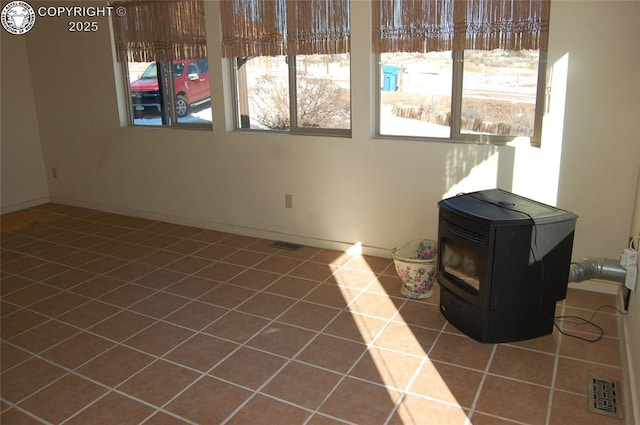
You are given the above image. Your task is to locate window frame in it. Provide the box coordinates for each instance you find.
[230,54,352,138]
[124,59,213,130]
[375,49,547,146]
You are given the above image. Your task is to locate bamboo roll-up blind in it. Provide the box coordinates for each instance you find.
[373,0,550,54]
[112,0,207,63]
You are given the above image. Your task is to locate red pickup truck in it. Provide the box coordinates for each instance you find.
[130,59,210,118]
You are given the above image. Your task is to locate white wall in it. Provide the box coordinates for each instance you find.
[550,1,640,261]
[13,1,639,263]
[624,169,640,424]
[0,29,49,213]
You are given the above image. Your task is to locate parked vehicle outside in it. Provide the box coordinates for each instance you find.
[130,59,210,118]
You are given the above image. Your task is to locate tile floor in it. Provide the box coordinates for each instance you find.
[0,203,629,425]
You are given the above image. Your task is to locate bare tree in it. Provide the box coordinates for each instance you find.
[249,75,349,129]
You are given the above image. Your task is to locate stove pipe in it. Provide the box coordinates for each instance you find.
[568,257,626,284]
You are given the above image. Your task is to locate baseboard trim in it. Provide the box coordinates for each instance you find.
[567,280,621,295]
[48,197,393,258]
[0,196,51,215]
[619,290,638,425]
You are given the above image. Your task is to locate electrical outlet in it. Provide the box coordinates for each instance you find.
[285,194,293,209]
[625,264,637,291]
[621,248,638,268]
[52,168,58,178]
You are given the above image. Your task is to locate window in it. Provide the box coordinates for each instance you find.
[221,0,351,136]
[126,58,212,126]
[112,1,212,127]
[234,54,350,133]
[373,0,550,146]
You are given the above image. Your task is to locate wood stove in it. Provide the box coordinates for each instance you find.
[437,189,578,343]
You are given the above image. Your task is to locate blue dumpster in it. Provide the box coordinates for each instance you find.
[382,65,400,91]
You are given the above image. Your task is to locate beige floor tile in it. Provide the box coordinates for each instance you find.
[195,262,246,282]
[396,299,448,330]
[264,275,320,298]
[141,411,192,425]
[350,346,422,390]
[164,275,219,298]
[0,407,47,425]
[247,323,316,357]
[374,321,439,356]
[309,249,355,266]
[137,249,183,267]
[165,237,209,255]
[297,333,366,373]
[549,390,625,425]
[210,346,287,389]
[348,292,405,319]
[135,268,188,290]
[18,374,107,424]
[560,331,621,366]
[255,255,304,274]
[555,357,623,396]
[323,310,387,344]
[129,292,190,319]
[117,360,199,406]
[165,376,252,424]
[277,301,340,331]
[124,321,194,356]
[69,275,125,298]
[1,357,66,403]
[163,255,211,274]
[229,268,281,290]
[202,311,270,343]
[29,291,90,317]
[389,395,470,425]
[43,268,97,289]
[9,320,79,354]
[236,291,297,319]
[64,392,156,425]
[303,283,360,308]
[57,300,120,328]
[97,283,156,308]
[429,332,495,371]
[327,267,377,289]
[475,376,550,425]
[226,394,312,425]
[41,332,114,369]
[319,377,402,424]
[89,310,156,342]
[290,261,336,281]
[223,249,269,267]
[198,283,257,309]
[0,342,32,372]
[164,300,228,331]
[410,360,483,408]
[263,361,342,409]
[489,345,556,386]
[77,345,155,387]
[192,243,237,260]
[2,283,59,307]
[164,333,238,372]
[106,262,156,281]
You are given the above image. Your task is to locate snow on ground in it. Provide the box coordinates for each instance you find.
[133,104,450,138]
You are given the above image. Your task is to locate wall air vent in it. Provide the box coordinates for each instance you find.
[272,241,303,251]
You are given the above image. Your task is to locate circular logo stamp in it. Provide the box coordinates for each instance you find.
[1,1,36,35]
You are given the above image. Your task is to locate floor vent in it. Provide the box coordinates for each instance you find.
[272,241,303,251]
[588,376,623,419]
